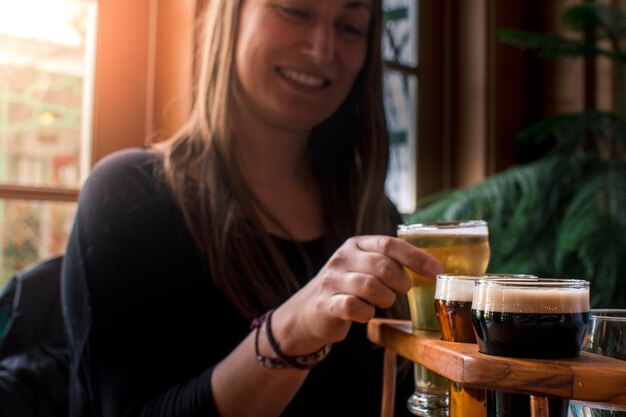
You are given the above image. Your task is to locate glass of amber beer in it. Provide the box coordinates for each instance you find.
[471,278,591,417]
[398,221,490,417]
[434,274,536,417]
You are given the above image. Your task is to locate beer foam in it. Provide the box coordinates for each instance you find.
[435,276,476,302]
[472,286,590,314]
[398,222,488,236]
[435,274,537,303]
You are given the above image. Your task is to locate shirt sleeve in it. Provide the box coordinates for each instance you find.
[62,149,223,417]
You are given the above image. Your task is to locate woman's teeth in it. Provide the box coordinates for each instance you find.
[280,68,325,87]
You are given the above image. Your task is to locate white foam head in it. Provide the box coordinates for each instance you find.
[472,279,590,314]
[435,274,537,302]
[435,275,477,302]
[398,221,488,237]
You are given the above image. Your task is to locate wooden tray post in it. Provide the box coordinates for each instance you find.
[381,348,397,417]
[530,395,549,417]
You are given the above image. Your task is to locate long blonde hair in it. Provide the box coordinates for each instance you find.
[157,0,404,320]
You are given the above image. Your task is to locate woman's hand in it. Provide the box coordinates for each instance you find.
[272,235,444,355]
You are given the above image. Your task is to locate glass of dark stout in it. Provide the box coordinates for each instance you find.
[471,278,591,417]
[434,274,535,417]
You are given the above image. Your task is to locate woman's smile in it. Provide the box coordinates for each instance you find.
[276,67,329,89]
[234,0,370,130]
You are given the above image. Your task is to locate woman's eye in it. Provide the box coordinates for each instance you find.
[338,22,366,38]
[278,6,309,20]
[342,24,364,37]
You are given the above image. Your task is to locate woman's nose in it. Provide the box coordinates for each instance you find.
[305,24,334,64]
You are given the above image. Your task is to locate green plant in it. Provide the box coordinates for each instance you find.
[498,2,626,116]
[404,3,626,308]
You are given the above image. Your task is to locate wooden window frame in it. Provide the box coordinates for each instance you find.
[0,0,195,203]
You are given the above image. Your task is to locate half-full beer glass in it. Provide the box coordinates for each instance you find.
[398,221,490,416]
[471,278,591,417]
[434,274,536,417]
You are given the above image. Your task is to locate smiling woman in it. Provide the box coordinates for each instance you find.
[60,1,427,417]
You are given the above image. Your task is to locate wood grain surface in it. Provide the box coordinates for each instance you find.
[367,319,626,405]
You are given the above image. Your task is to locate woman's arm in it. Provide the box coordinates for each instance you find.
[63,150,442,417]
[211,235,443,417]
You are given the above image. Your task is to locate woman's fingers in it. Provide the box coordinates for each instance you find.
[327,241,409,294]
[343,271,398,308]
[353,235,443,281]
[326,293,376,323]
[317,235,444,314]
[284,234,445,344]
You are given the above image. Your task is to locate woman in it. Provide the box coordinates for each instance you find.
[61,1,443,416]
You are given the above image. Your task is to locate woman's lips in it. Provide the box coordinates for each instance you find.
[277,67,330,88]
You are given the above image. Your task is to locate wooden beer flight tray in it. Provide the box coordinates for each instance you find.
[367,319,626,417]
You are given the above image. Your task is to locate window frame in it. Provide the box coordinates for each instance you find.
[0,0,195,203]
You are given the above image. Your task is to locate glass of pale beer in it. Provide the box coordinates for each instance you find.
[435,274,536,417]
[471,278,591,417]
[398,221,490,417]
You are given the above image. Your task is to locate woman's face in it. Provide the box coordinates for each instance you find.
[234,0,372,132]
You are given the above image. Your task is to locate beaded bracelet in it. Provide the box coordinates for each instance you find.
[250,309,332,370]
[251,311,289,369]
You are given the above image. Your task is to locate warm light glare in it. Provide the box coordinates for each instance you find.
[39,111,57,126]
[0,0,88,46]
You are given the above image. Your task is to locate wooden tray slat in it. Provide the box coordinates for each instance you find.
[367,319,626,405]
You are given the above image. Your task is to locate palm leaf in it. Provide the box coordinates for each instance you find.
[561,3,626,44]
[497,2,626,62]
[404,154,626,308]
[496,30,606,58]
[548,112,626,157]
[555,160,626,307]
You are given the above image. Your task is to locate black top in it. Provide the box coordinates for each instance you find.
[61,148,413,417]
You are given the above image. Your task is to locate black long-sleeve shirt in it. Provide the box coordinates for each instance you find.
[61,148,413,417]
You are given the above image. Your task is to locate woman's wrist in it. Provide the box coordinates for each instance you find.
[272,306,329,355]
[251,309,331,370]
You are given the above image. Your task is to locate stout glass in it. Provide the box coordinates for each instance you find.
[398,221,490,417]
[471,278,591,417]
[435,274,537,417]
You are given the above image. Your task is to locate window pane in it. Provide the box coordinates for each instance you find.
[382,0,418,67]
[384,70,418,214]
[0,199,76,286]
[0,0,97,189]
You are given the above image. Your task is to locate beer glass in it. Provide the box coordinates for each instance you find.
[398,221,490,417]
[471,278,591,417]
[570,309,626,417]
[434,274,536,417]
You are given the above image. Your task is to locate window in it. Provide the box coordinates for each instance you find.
[382,0,418,214]
[0,0,96,284]
[0,0,194,284]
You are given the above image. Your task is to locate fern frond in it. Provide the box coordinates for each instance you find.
[405,154,626,308]
[496,29,610,58]
[555,160,626,307]
[561,3,626,41]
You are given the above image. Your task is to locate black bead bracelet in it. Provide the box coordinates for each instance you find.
[250,309,331,370]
